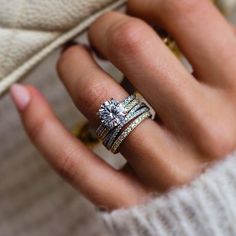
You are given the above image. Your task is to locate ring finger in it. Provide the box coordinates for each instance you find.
[57,45,201,189]
[87,11,236,160]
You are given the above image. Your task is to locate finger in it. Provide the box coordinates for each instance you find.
[10,84,149,210]
[88,12,209,142]
[128,0,236,87]
[86,12,236,169]
[57,44,201,189]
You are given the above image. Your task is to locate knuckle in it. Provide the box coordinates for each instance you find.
[171,175,190,188]
[196,122,234,158]
[57,148,78,183]
[166,165,197,188]
[107,18,148,56]
[77,78,109,114]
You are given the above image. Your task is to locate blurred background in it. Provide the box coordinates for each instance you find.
[1,1,236,236]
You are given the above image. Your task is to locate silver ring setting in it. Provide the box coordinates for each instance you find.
[96,94,152,154]
[98,98,127,129]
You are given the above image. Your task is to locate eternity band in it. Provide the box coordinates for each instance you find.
[110,111,152,153]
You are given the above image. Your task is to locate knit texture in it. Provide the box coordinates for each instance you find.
[0,0,126,96]
[102,150,236,236]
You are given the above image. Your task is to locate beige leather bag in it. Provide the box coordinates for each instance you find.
[0,0,126,96]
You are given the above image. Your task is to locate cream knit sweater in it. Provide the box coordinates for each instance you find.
[102,151,236,236]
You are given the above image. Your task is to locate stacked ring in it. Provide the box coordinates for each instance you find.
[96,94,152,154]
[104,103,150,150]
[96,94,137,139]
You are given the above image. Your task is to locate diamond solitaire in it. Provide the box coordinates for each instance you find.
[98,99,127,129]
[96,94,152,154]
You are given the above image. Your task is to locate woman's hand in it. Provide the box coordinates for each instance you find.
[10,0,236,211]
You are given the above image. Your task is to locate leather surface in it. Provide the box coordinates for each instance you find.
[0,0,126,95]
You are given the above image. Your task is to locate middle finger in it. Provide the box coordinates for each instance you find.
[88,12,203,134]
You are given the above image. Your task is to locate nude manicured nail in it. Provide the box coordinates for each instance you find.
[10,84,31,111]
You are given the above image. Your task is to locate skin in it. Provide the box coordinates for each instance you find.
[11,0,236,211]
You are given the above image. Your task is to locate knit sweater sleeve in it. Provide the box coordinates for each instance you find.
[101,150,236,236]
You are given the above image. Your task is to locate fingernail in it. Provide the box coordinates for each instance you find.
[61,40,78,54]
[10,84,31,111]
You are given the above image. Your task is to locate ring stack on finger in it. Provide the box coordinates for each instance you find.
[96,94,152,154]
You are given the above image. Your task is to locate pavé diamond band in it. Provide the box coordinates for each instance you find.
[110,111,152,153]
[96,94,152,154]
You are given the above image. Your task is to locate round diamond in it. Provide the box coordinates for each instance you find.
[98,99,127,129]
